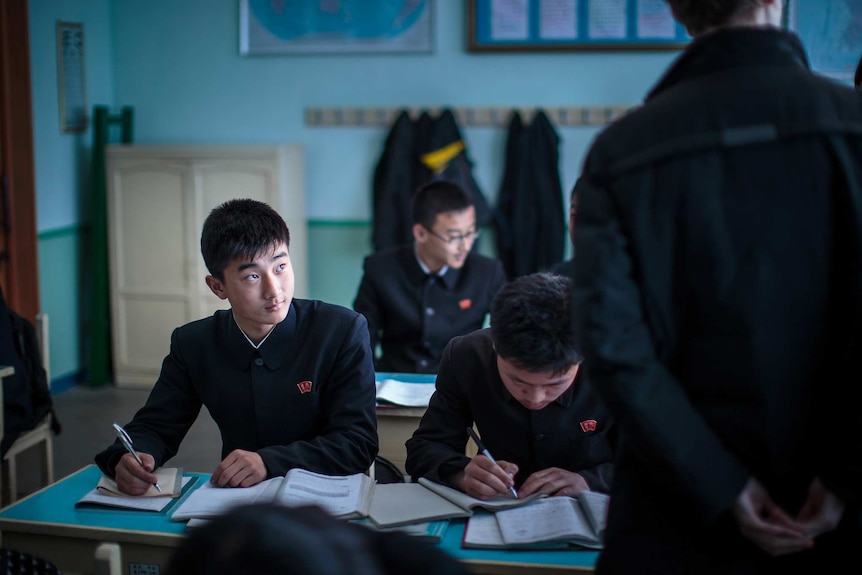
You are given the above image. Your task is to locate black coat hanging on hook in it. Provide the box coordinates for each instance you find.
[371,109,491,252]
[494,109,565,279]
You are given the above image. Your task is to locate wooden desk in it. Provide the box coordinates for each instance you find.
[377,405,425,473]
[0,466,596,574]
[375,372,435,473]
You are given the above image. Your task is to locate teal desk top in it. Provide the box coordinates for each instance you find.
[0,465,597,571]
[0,465,203,542]
[375,372,436,384]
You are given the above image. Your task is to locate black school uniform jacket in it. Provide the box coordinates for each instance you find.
[353,245,506,373]
[573,27,862,569]
[95,300,379,478]
[405,329,615,492]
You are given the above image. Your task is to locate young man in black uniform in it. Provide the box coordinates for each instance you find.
[354,180,506,374]
[406,273,614,499]
[96,199,378,494]
[573,0,862,572]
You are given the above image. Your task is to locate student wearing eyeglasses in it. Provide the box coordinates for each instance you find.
[353,180,506,374]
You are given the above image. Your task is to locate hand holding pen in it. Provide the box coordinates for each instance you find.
[113,422,161,493]
[466,427,519,499]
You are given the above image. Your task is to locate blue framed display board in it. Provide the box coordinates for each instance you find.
[787,0,860,81]
[468,0,689,52]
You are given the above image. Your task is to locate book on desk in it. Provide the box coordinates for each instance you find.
[463,490,609,550]
[375,373,436,407]
[0,465,601,574]
[75,468,196,513]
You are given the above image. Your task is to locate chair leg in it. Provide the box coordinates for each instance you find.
[6,456,17,503]
[44,438,55,485]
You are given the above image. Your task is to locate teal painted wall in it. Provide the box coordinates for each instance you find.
[37,227,83,385]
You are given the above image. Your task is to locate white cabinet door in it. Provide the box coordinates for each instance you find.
[106,145,305,389]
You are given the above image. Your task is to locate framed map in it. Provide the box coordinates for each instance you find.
[240,0,434,55]
[787,0,861,81]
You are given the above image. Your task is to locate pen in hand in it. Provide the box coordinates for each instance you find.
[112,422,161,493]
[466,427,518,499]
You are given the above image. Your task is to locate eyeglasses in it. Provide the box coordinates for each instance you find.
[426,228,481,246]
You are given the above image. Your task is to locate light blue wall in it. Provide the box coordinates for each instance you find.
[110,0,677,221]
[30,0,114,230]
[30,0,679,383]
[30,0,114,385]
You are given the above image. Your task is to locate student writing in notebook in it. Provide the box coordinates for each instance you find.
[405,273,615,500]
[95,199,378,494]
[353,179,506,373]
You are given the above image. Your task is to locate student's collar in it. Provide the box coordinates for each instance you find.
[227,303,296,370]
[232,312,278,350]
[414,248,449,278]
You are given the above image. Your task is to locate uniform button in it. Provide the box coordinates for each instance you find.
[420,360,428,367]
[254,358,264,367]
[535,434,545,441]
[425,307,435,316]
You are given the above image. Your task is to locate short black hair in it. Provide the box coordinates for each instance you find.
[200,199,290,281]
[410,180,473,229]
[165,504,381,575]
[165,503,468,575]
[665,0,759,35]
[490,273,581,375]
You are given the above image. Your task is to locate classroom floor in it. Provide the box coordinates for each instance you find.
[11,385,222,502]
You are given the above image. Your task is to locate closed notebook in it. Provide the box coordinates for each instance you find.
[417,477,545,512]
[96,467,184,498]
[367,483,471,528]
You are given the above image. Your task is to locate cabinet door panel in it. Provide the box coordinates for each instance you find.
[116,298,188,370]
[111,164,190,293]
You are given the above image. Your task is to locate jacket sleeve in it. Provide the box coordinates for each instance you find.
[257,313,379,476]
[405,340,472,483]
[352,257,382,359]
[575,416,616,494]
[573,174,748,523]
[94,328,203,477]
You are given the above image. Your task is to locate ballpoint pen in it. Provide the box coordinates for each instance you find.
[466,427,518,499]
[112,422,161,493]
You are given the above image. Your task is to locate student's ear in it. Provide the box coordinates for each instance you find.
[205,275,229,300]
[412,222,428,243]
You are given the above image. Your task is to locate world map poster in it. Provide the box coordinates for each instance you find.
[240,0,434,55]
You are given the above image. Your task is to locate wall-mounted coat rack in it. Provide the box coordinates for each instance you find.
[304,106,632,128]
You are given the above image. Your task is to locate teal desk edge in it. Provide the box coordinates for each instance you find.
[442,520,598,570]
[375,372,436,384]
[0,465,598,570]
[0,465,203,538]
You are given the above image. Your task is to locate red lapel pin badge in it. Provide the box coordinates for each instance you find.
[297,380,313,394]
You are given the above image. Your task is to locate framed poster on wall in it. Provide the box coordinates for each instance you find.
[786,0,860,81]
[467,0,689,52]
[56,21,87,132]
[240,0,434,55]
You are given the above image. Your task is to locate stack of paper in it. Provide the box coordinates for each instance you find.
[375,378,436,407]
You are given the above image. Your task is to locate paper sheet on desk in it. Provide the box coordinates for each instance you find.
[76,476,194,512]
[375,378,436,407]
